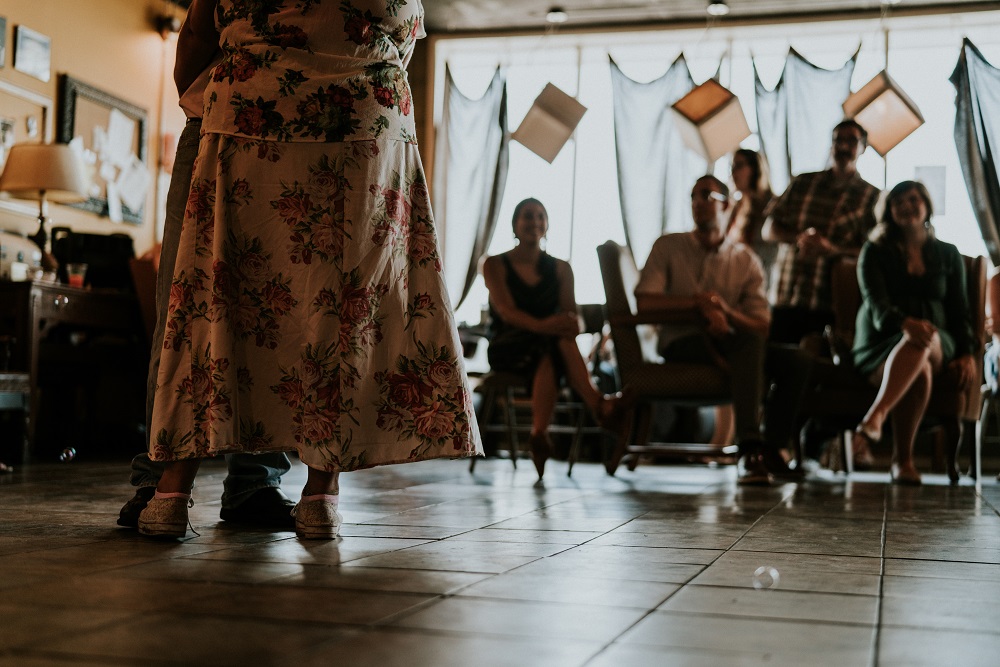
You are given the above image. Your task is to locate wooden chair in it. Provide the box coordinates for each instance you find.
[796,254,986,480]
[596,241,735,475]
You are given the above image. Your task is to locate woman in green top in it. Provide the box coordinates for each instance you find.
[851,181,976,485]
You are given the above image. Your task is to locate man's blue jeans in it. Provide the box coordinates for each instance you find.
[131,119,289,509]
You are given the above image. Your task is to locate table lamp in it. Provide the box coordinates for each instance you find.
[0,143,89,253]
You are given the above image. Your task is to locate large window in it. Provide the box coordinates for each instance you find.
[433,11,1000,326]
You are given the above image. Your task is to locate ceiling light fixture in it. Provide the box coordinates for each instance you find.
[546,7,569,23]
[707,0,730,17]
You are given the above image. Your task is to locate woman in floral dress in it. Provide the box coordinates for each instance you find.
[139,0,481,540]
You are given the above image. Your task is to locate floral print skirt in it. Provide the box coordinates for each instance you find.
[150,134,482,472]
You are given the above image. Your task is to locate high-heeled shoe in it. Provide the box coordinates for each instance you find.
[528,432,552,479]
[851,425,878,471]
[890,462,922,486]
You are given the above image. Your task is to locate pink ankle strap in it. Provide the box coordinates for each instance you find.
[301,493,339,505]
[154,491,191,500]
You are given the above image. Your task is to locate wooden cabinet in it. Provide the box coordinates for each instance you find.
[0,281,148,462]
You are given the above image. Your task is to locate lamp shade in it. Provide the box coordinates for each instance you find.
[511,83,587,163]
[842,70,924,157]
[0,143,89,203]
[671,78,751,163]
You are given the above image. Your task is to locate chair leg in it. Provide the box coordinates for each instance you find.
[841,430,853,475]
[604,404,637,476]
[470,387,498,474]
[943,418,962,484]
[626,406,654,472]
[975,394,990,484]
[503,387,519,469]
[566,402,587,477]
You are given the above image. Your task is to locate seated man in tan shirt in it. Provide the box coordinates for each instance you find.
[635,175,809,484]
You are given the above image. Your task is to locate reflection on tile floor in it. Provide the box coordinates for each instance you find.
[1,457,999,666]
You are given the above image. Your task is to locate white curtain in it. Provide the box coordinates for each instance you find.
[433,66,509,308]
[610,55,705,265]
[951,38,1000,265]
[755,48,858,193]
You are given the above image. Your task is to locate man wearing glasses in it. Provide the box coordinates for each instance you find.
[634,175,777,484]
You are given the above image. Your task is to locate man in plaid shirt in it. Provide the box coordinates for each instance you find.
[764,120,880,344]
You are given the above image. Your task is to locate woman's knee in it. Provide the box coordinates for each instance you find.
[901,339,933,363]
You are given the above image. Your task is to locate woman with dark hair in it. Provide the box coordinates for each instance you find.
[727,149,777,280]
[712,150,777,450]
[483,198,626,479]
[850,181,976,484]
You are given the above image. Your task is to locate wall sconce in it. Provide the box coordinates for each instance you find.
[671,78,751,163]
[842,70,924,157]
[0,143,89,253]
[511,83,587,163]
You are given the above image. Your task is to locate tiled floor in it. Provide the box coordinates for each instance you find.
[2,456,1000,666]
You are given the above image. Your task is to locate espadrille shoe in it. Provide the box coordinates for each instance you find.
[138,495,193,538]
[291,497,342,540]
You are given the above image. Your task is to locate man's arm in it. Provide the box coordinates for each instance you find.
[174,0,221,96]
[707,294,769,338]
[634,292,698,313]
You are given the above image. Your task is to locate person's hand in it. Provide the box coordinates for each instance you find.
[695,292,731,337]
[796,227,834,259]
[949,354,977,390]
[901,317,936,348]
[703,308,731,338]
[695,290,727,312]
[541,312,580,338]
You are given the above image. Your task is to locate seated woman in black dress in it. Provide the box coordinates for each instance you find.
[850,181,976,484]
[483,198,625,479]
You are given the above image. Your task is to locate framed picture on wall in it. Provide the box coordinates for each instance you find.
[57,75,148,225]
[13,25,50,83]
[0,17,7,68]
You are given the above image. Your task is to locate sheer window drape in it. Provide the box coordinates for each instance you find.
[433,65,509,308]
[951,38,1000,265]
[610,55,705,264]
[755,48,858,193]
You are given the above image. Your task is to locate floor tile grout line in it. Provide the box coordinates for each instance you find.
[580,482,798,667]
[355,487,665,633]
[871,485,890,667]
